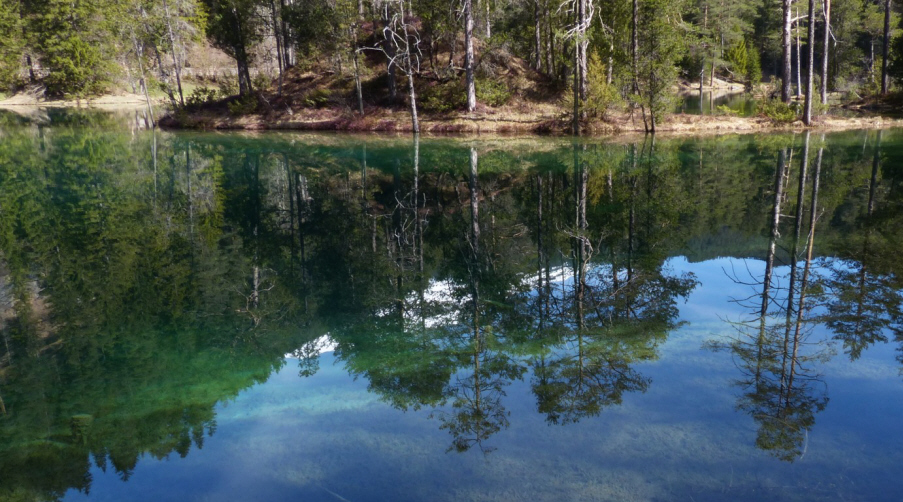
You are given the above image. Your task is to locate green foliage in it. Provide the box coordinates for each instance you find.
[201,0,263,94]
[726,40,749,79]
[419,80,466,113]
[252,72,272,91]
[186,86,219,108]
[31,0,118,97]
[745,43,762,91]
[475,77,512,107]
[218,78,238,97]
[0,0,23,92]
[284,0,342,58]
[584,53,621,118]
[715,104,739,116]
[634,0,686,130]
[227,93,258,115]
[302,88,332,108]
[757,98,798,122]
[726,39,761,92]
[890,33,903,89]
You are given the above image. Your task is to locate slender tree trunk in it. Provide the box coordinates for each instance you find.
[821,0,831,104]
[465,0,477,111]
[400,1,420,132]
[534,0,542,70]
[882,0,892,94]
[795,6,802,97]
[383,4,397,102]
[352,23,364,115]
[162,0,185,106]
[804,0,816,124]
[545,4,554,75]
[408,71,420,133]
[781,0,793,102]
[578,0,588,101]
[469,148,480,255]
[761,149,787,321]
[281,0,294,68]
[485,0,491,38]
[632,0,639,95]
[134,38,155,126]
[271,0,285,95]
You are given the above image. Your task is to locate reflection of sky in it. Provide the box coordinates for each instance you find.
[65,257,903,502]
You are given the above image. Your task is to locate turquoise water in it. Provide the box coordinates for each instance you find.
[1,110,902,501]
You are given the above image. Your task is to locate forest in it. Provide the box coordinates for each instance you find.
[1,0,902,131]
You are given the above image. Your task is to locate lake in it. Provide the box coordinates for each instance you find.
[1,109,902,502]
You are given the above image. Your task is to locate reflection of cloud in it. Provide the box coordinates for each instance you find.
[285,334,337,358]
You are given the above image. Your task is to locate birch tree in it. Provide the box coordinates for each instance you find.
[372,0,423,132]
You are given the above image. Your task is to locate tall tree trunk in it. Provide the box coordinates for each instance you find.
[383,4,397,102]
[133,37,155,126]
[882,0,892,94]
[804,0,816,124]
[469,148,480,255]
[795,6,802,97]
[762,149,787,316]
[781,0,793,102]
[465,0,477,111]
[271,0,285,95]
[400,1,420,132]
[352,22,364,115]
[162,0,185,106]
[485,0,491,38]
[407,71,420,133]
[545,4,554,75]
[632,0,639,95]
[534,0,543,70]
[280,0,294,68]
[821,0,831,104]
[578,0,588,100]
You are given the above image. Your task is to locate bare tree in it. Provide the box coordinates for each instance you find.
[881,0,892,94]
[562,0,592,133]
[464,0,477,111]
[371,0,423,132]
[781,0,793,102]
[804,0,816,124]
[820,0,831,104]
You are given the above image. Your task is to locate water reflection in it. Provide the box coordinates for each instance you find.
[2,112,903,500]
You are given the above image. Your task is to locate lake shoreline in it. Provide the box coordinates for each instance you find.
[157,108,903,137]
[3,93,901,137]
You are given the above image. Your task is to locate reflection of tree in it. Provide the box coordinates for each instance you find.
[716,136,830,462]
[0,124,313,501]
[821,132,903,360]
[433,147,525,453]
[530,140,696,425]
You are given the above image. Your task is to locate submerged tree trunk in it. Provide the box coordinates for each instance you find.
[763,149,788,314]
[469,148,480,255]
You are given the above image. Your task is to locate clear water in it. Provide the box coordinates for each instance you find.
[676,91,759,116]
[1,109,902,501]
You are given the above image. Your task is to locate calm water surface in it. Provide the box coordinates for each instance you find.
[1,110,902,501]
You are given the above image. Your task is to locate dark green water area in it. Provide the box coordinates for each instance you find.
[1,109,902,502]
